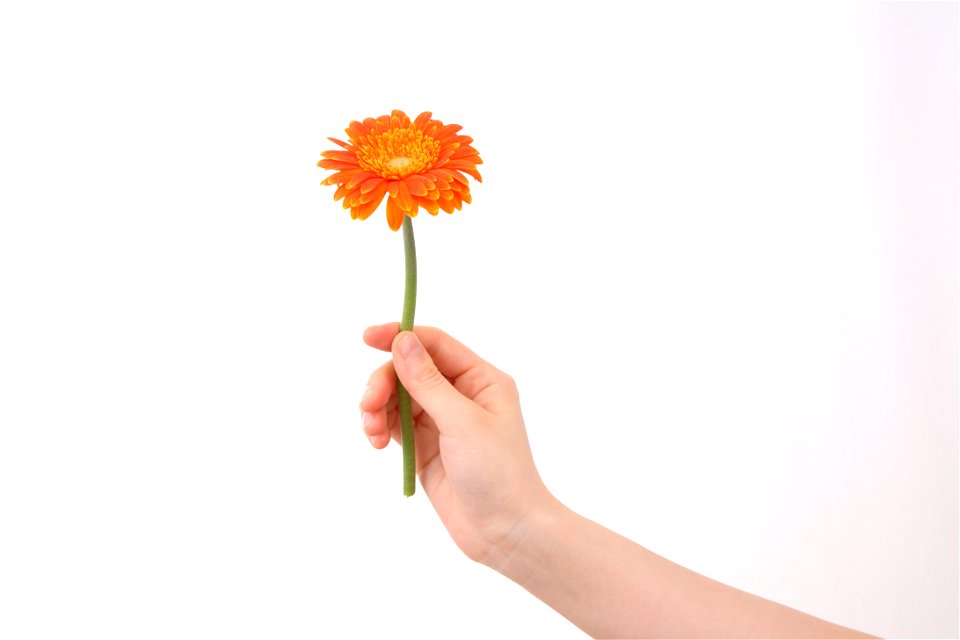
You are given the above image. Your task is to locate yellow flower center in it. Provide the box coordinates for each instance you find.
[385,156,414,173]
[355,127,440,179]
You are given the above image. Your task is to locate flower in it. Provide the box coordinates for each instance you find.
[319,110,482,231]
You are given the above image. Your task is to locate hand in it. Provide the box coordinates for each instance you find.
[360,323,555,564]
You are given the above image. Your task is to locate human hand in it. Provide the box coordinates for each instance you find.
[360,323,556,565]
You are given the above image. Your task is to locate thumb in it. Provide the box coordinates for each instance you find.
[392,331,475,431]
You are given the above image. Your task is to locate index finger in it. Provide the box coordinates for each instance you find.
[363,323,488,383]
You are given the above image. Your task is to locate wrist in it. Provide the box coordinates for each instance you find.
[479,491,570,577]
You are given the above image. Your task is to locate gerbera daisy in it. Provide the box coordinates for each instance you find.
[318,110,482,230]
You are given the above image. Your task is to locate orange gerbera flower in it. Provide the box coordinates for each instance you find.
[318,110,482,231]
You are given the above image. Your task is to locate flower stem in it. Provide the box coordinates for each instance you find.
[399,215,417,497]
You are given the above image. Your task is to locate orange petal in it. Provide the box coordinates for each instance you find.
[327,137,351,149]
[427,173,452,190]
[450,146,479,160]
[318,159,358,170]
[320,150,358,163]
[386,197,405,231]
[444,162,482,182]
[355,189,386,220]
[324,168,365,186]
[333,184,347,201]
[403,175,428,197]
[359,176,385,194]
[346,171,375,189]
[391,109,410,128]
[434,123,463,139]
[444,159,480,169]
[359,180,389,204]
[435,168,468,186]
[436,147,457,164]
[415,195,438,214]
[438,197,455,213]
[347,121,369,140]
[387,181,401,198]
[344,188,364,207]
[394,180,414,211]
[414,111,433,130]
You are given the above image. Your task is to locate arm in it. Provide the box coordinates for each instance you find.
[490,499,873,638]
[360,324,876,639]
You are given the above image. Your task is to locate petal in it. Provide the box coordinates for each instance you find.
[344,188,364,207]
[327,137,351,149]
[394,180,414,210]
[359,180,389,204]
[418,197,440,215]
[434,123,463,139]
[391,109,410,128]
[435,168,468,186]
[347,121,369,140]
[403,175,428,197]
[427,172,452,190]
[386,197,405,231]
[414,111,433,130]
[320,150,358,162]
[444,162,482,182]
[438,196,455,214]
[360,176,385,194]
[355,189,387,220]
[318,159,358,170]
[435,146,457,164]
[323,168,365,186]
[346,171,376,189]
[450,146,480,160]
[333,184,347,201]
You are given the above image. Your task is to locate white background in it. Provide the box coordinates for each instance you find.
[0,1,956,638]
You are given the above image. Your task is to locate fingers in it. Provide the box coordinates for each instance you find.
[363,323,487,383]
[391,331,483,436]
[360,360,396,449]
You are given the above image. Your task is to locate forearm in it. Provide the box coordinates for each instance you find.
[487,499,874,639]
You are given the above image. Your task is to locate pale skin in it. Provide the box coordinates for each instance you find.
[360,323,877,639]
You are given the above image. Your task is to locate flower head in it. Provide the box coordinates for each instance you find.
[319,110,482,231]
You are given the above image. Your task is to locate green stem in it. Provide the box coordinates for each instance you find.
[399,215,417,496]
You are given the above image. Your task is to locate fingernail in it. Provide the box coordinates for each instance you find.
[362,411,373,433]
[361,385,373,407]
[397,332,422,360]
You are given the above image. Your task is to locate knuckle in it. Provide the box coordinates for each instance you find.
[498,371,519,396]
[415,363,447,391]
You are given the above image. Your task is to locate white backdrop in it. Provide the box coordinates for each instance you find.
[1,1,956,638]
